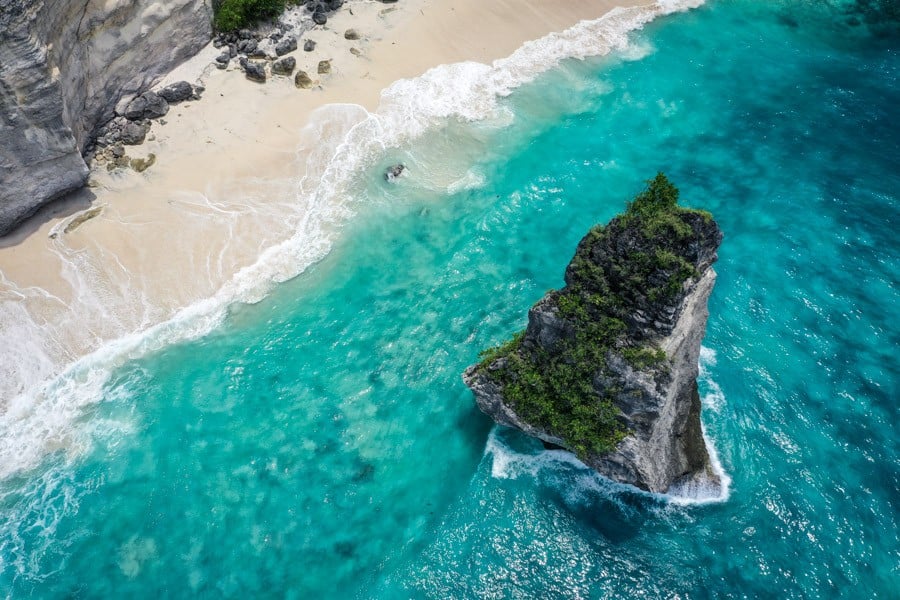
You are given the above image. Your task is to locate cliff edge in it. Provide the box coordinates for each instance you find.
[463,174,723,493]
[0,0,212,234]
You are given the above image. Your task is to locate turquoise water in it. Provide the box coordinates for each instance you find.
[3,0,898,596]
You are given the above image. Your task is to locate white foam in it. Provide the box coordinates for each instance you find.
[446,169,486,195]
[484,344,732,508]
[0,0,706,481]
[699,345,727,412]
[486,423,730,509]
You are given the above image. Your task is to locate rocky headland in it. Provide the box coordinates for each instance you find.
[464,174,723,494]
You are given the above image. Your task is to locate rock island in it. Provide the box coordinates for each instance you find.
[464,174,723,494]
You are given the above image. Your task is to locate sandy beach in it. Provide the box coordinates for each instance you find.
[0,0,659,403]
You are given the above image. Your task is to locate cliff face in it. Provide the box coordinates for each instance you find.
[464,175,723,494]
[0,0,212,234]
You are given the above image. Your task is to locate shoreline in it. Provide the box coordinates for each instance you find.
[0,0,697,472]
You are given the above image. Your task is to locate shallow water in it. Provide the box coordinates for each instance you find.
[2,0,898,597]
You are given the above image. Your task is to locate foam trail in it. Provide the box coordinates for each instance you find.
[484,344,731,506]
[0,0,706,481]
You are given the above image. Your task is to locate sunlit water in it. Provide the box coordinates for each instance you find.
[2,0,897,597]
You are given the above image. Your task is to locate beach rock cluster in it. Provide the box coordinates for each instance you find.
[91,82,202,171]
[0,0,211,234]
[214,27,310,82]
[211,0,374,85]
[464,175,724,494]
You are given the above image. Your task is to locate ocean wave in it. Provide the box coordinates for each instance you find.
[484,344,731,507]
[0,0,705,481]
[485,420,730,509]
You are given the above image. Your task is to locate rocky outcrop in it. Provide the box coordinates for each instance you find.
[464,174,724,493]
[0,0,212,234]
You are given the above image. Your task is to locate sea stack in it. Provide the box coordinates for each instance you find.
[464,174,723,494]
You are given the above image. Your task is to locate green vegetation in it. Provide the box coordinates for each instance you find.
[475,173,710,459]
[621,345,667,370]
[213,0,287,31]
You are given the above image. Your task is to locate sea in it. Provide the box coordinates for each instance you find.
[0,0,897,596]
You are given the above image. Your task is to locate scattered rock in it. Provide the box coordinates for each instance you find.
[123,91,169,120]
[378,0,398,3]
[130,153,156,173]
[344,28,360,40]
[350,47,362,57]
[118,119,151,145]
[317,59,331,74]
[240,58,267,83]
[294,70,314,89]
[272,56,296,76]
[110,144,125,158]
[215,52,231,67]
[275,37,297,56]
[304,39,317,52]
[384,164,405,181]
[313,10,327,25]
[158,81,193,104]
[237,39,258,55]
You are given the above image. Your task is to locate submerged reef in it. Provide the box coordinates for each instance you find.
[464,174,723,493]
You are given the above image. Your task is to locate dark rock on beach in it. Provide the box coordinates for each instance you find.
[118,120,151,145]
[272,56,297,76]
[384,164,405,181]
[313,11,328,25]
[304,39,317,52]
[275,37,298,56]
[96,116,150,146]
[123,91,169,120]
[240,58,267,83]
[237,39,258,55]
[294,70,314,88]
[158,81,194,104]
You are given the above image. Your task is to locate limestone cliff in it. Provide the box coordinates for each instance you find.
[463,174,723,494]
[0,0,212,234]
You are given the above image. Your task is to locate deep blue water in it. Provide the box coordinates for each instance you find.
[2,0,898,597]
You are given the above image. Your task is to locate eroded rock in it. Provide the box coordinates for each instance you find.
[463,174,724,494]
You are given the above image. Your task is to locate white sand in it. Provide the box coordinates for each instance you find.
[0,0,668,404]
